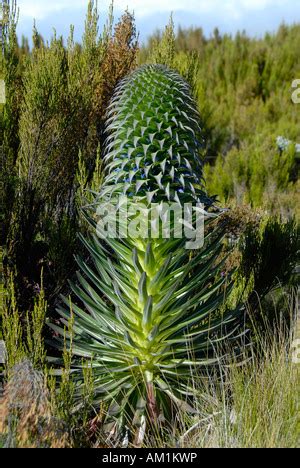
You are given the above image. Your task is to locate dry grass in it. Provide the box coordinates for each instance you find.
[176,334,299,448]
[0,359,68,448]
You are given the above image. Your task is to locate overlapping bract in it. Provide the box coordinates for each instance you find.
[101,64,211,206]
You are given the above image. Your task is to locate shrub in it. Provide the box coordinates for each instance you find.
[204,136,298,211]
[238,216,299,332]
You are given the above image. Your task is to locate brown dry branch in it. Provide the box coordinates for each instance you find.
[0,359,68,448]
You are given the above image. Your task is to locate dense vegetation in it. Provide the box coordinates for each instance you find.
[0,1,299,448]
[141,19,300,217]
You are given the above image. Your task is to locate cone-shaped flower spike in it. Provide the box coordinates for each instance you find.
[101,64,211,206]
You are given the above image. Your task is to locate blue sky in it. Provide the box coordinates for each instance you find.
[16,0,300,44]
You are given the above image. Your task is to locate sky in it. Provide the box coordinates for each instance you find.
[15,0,300,44]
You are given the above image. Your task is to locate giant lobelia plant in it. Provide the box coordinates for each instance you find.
[50,65,241,441]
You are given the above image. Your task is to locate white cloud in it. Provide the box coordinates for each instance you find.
[240,0,287,9]
[18,0,87,20]
[17,0,293,21]
[109,0,288,17]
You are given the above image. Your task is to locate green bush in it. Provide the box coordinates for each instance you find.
[239,216,299,330]
[204,136,298,211]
